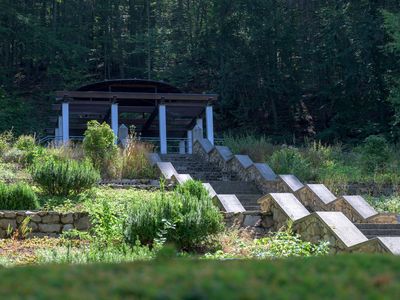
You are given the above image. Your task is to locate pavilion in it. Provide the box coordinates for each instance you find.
[52,79,217,154]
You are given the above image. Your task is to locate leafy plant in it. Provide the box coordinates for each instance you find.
[0,182,39,210]
[0,130,13,158]
[15,135,36,151]
[269,147,314,181]
[31,158,100,196]
[124,180,223,250]
[359,135,390,173]
[83,120,119,178]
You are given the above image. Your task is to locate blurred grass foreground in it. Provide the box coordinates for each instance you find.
[1,254,399,299]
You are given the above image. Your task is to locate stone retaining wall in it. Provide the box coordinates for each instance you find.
[223,211,273,237]
[0,211,90,238]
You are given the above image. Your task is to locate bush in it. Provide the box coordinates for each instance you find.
[83,120,119,178]
[0,130,13,158]
[359,135,390,172]
[124,180,223,249]
[223,134,275,161]
[15,135,36,151]
[124,190,180,246]
[269,147,314,181]
[0,182,39,210]
[31,158,100,196]
[173,181,224,249]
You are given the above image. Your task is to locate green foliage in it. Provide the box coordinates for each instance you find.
[223,134,275,161]
[15,135,36,151]
[366,195,400,214]
[173,180,224,249]
[121,130,157,179]
[31,158,100,196]
[383,10,400,127]
[0,182,39,210]
[269,147,314,181]
[0,130,13,157]
[359,135,390,173]
[83,120,119,178]
[2,255,400,298]
[124,180,223,249]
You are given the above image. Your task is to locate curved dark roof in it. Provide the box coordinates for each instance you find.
[76,79,182,93]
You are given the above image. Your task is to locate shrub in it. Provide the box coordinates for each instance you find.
[83,120,119,178]
[124,180,223,249]
[173,181,224,249]
[223,134,275,161]
[269,147,314,181]
[124,191,180,246]
[0,182,39,210]
[15,135,36,151]
[0,130,13,158]
[31,158,100,196]
[359,135,390,172]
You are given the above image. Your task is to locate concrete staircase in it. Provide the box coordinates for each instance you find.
[355,224,400,239]
[160,154,263,210]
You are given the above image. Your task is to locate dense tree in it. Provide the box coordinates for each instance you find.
[0,0,400,142]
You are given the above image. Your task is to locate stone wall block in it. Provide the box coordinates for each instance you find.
[61,213,74,224]
[63,224,74,231]
[38,223,62,233]
[42,213,60,224]
[3,211,16,219]
[74,215,90,230]
[0,219,17,230]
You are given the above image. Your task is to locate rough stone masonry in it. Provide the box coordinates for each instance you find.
[0,211,90,238]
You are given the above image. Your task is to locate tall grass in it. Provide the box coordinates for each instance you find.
[121,139,156,179]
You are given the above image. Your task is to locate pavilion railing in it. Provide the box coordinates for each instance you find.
[39,135,225,154]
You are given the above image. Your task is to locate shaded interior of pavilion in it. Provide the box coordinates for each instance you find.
[51,79,217,154]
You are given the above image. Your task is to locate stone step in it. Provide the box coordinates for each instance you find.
[359,229,400,236]
[355,223,400,230]
[243,205,260,211]
[209,181,261,194]
[235,194,262,204]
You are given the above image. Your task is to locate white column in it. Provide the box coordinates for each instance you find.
[187,130,193,154]
[58,116,63,144]
[62,102,69,144]
[159,104,167,154]
[196,118,203,129]
[111,103,119,142]
[179,140,186,154]
[206,105,214,145]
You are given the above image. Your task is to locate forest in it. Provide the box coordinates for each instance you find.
[1,0,400,143]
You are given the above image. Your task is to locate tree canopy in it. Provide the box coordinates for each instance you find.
[1,0,400,142]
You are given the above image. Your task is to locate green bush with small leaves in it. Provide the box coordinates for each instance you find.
[0,182,39,210]
[31,158,100,196]
[83,120,119,178]
[124,180,223,249]
[15,135,36,151]
[269,147,314,181]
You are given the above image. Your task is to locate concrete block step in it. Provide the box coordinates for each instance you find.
[235,194,263,204]
[355,223,400,230]
[243,205,260,211]
[209,181,261,194]
[357,229,400,237]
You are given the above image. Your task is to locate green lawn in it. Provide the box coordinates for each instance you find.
[0,254,399,299]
